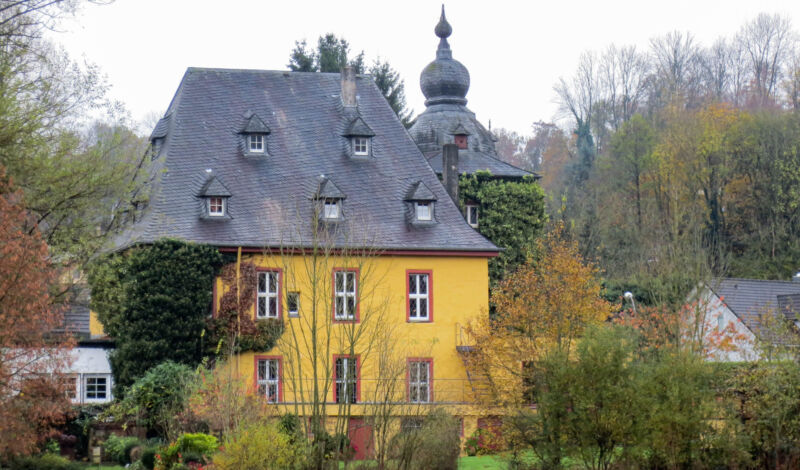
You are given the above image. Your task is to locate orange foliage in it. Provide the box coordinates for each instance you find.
[0,167,73,456]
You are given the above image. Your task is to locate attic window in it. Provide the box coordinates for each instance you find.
[415,202,432,221]
[208,197,225,216]
[353,137,370,156]
[248,134,265,153]
[454,135,468,149]
[323,199,341,219]
[466,204,478,228]
[150,138,162,160]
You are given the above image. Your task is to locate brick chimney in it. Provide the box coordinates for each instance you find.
[442,143,459,203]
[341,66,357,107]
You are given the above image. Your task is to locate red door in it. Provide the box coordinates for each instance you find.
[347,417,373,460]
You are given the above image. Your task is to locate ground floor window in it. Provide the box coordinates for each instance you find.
[84,375,108,401]
[408,359,432,403]
[335,356,358,404]
[256,357,281,403]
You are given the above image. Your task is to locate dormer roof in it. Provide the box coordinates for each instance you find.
[198,172,232,197]
[450,122,471,136]
[150,113,171,140]
[343,116,375,137]
[405,181,437,201]
[240,113,271,134]
[313,176,346,200]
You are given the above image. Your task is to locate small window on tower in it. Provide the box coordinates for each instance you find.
[454,135,468,149]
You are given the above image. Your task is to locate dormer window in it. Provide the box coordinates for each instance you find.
[240,113,271,156]
[454,134,468,149]
[343,116,375,158]
[415,202,432,221]
[248,134,265,153]
[208,197,225,216]
[450,123,471,151]
[353,137,370,156]
[150,138,163,160]
[323,199,341,219]
[405,181,437,226]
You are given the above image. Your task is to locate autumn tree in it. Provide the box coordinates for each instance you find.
[0,169,73,457]
[466,225,612,407]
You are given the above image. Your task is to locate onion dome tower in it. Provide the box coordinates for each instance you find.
[409,6,534,179]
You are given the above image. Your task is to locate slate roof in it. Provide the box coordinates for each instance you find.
[405,181,437,201]
[52,305,91,340]
[119,68,497,253]
[343,116,375,137]
[149,113,171,140]
[709,278,800,340]
[407,8,539,180]
[198,172,232,197]
[241,114,271,134]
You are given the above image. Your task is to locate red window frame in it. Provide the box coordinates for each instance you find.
[254,268,283,320]
[333,354,361,403]
[253,355,283,403]
[406,270,433,322]
[406,357,433,403]
[332,268,360,323]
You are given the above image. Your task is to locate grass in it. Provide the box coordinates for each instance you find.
[76,464,126,470]
[458,455,507,469]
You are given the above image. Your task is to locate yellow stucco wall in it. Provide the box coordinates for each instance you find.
[217,252,489,418]
[89,311,105,338]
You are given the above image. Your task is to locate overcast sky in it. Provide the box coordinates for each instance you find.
[48,0,800,135]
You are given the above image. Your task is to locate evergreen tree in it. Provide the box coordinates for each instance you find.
[370,58,413,127]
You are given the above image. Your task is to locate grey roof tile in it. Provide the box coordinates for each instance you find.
[241,113,271,134]
[198,172,232,197]
[149,114,171,140]
[405,181,437,201]
[344,116,375,137]
[314,176,346,200]
[711,278,800,341]
[120,68,497,253]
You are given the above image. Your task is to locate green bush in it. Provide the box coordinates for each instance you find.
[213,421,307,470]
[412,409,461,470]
[140,446,158,470]
[7,454,81,470]
[155,432,218,470]
[102,434,141,465]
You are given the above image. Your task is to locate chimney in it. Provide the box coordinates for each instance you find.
[341,66,357,107]
[442,143,459,203]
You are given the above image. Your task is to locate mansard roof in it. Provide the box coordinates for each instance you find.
[119,67,497,253]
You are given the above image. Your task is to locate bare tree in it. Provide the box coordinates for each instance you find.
[649,31,703,108]
[736,13,796,107]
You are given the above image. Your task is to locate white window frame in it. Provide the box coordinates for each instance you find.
[408,361,431,403]
[352,137,370,156]
[335,356,358,404]
[415,202,432,221]
[257,358,280,403]
[247,134,265,153]
[62,375,78,401]
[208,197,225,216]
[287,291,300,317]
[466,204,479,228]
[257,271,280,319]
[334,271,357,321]
[323,199,341,219]
[408,273,430,321]
[84,375,109,402]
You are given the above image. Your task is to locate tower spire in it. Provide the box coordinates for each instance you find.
[435,4,452,59]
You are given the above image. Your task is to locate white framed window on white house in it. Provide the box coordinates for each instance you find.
[334,356,358,404]
[408,360,431,403]
[208,197,225,216]
[323,200,341,219]
[256,358,280,403]
[408,272,430,321]
[353,137,370,156]
[247,134,265,153]
[257,271,280,319]
[287,291,300,317]
[334,270,357,321]
[415,202,432,221]
[466,204,479,228]
[84,375,108,401]
[61,375,77,401]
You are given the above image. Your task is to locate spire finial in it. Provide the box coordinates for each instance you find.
[435,5,452,39]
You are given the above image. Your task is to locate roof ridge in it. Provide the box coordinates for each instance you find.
[186,67,371,78]
[718,277,799,284]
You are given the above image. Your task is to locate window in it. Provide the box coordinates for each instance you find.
[717,313,726,331]
[247,134,265,153]
[257,271,280,319]
[323,200,340,219]
[84,375,108,401]
[454,134,468,149]
[408,272,431,321]
[401,418,423,432]
[335,356,358,404]
[408,359,432,403]
[61,375,77,400]
[150,139,162,160]
[353,137,370,156]
[256,358,280,403]
[208,197,225,216]
[466,204,478,228]
[287,292,300,317]
[415,202,432,221]
[334,270,357,321]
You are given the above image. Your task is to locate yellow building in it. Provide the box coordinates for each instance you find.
[112,43,501,453]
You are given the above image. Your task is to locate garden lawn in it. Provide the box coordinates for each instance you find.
[459,455,506,469]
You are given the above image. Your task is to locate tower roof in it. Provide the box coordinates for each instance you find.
[420,6,470,107]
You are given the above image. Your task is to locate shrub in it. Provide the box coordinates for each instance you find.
[155,432,218,470]
[7,454,81,470]
[102,434,141,465]
[140,446,158,470]
[412,409,461,470]
[213,421,307,470]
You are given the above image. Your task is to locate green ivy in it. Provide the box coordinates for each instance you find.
[87,239,226,393]
[459,171,547,284]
